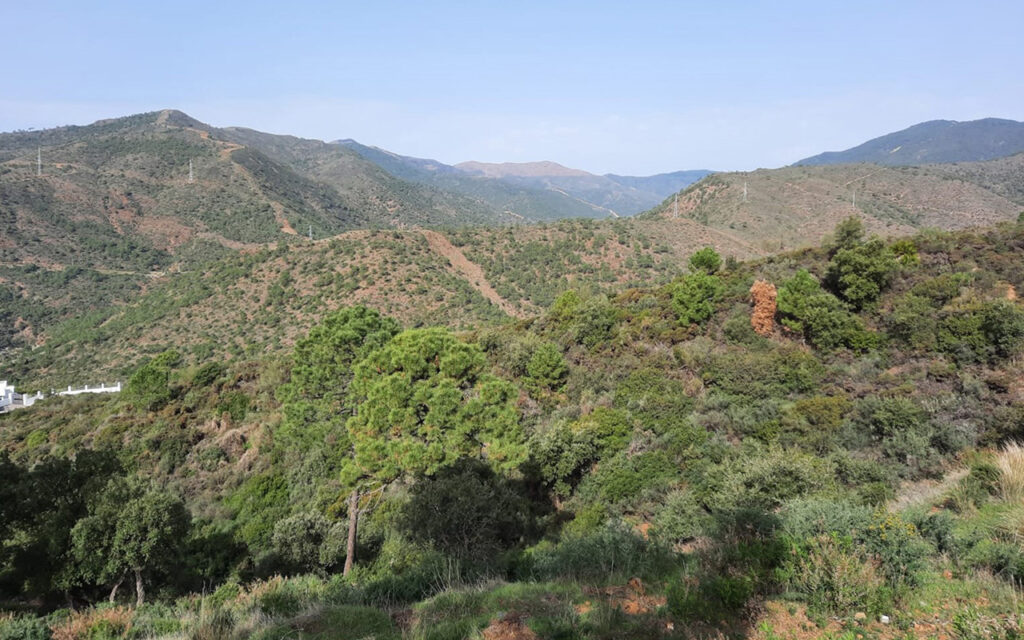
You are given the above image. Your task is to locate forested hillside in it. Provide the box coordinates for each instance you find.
[2,219,1023,639]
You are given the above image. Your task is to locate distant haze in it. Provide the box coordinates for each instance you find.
[1,1,1022,174]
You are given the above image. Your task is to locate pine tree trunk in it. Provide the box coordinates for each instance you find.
[109,573,125,603]
[343,489,359,576]
[134,568,144,607]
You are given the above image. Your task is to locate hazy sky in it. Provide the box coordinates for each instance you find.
[2,0,1021,174]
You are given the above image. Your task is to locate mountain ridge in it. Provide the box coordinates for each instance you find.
[795,117,1024,166]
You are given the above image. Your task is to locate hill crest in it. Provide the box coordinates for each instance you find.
[795,117,1024,167]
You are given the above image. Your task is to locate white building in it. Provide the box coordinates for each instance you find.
[0,380,44,413]
[57,382,122,396]
[0,380,13,411]
[0,380,120,413]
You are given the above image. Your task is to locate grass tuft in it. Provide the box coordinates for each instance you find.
[996,441,1024,503]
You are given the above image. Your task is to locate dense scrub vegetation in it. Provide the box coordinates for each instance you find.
[2,219,1024,638]
[4,217,751,389]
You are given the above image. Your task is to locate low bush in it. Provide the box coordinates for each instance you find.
[522,524,673,583]
[777,534,888,615]
[0,616,51,640]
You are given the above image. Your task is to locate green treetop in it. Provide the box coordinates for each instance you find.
[344,327,528,487]
[688,246,722,274]
[277,306,400,454]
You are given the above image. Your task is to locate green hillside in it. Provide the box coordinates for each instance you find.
[1,215,757,389]
[0,110,515,272]
[643,159,1023,252]
[2,220,1023,638]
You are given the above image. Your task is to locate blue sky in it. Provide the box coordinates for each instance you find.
[1,1,1021,174]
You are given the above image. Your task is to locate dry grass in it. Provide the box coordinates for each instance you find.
[996,441,1024,503]
[51,606,133,640]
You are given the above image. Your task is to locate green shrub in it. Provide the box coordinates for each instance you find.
[667,509,784,624]
[852,396,941,476]
[523,524,673,582]
[216,390,249,422]
[672,273,721,326]
[532,409,634,498]
[939,300,1024,364]
[271,511,335,573]
[777,270,876,350]
[704,448,833,511]
[583,450,676,504]
[778,533,888,615]
[908,509,960,557]
[191,362,225,388]
[780,497,872,541]
[613,369,694,435]
[887,294,939,350]
[668,574,756,623]
[967,539,1024,582]
[860,511,929,589]
[701,346,823,399]
[653,489,713,542]
[825,238,898,310]
[125,349,180,411]
[525,342,569,390]
[569,295,619,348]
[688,247,722,274]
[0,616,51,640]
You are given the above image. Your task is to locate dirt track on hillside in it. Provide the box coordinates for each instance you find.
[420,230,524,318]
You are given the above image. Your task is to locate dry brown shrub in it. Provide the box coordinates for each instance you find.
[51,606,133,640]
[750,280,777,336]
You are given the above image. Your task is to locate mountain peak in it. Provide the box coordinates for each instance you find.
[455,160,593,178]
[795,117,1024,167]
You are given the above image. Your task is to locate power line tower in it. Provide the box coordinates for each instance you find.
[308,225,313,241]
[188,159,194,184]
[37,147,41,176]
[673,193,679,218]
[742,182,748,203]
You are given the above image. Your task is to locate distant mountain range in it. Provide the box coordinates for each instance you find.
[5,110,1024,385]
[795,118,1024,166]
[0,110,515,270]
[337,142,712,218]
[4,110,1024,276]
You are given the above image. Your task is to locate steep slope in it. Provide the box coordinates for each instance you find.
[644,161,1023,252]
[0,110,515,271]
[795,117,1024,166]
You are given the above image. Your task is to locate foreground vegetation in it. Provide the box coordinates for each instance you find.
[2,218,1024,638]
